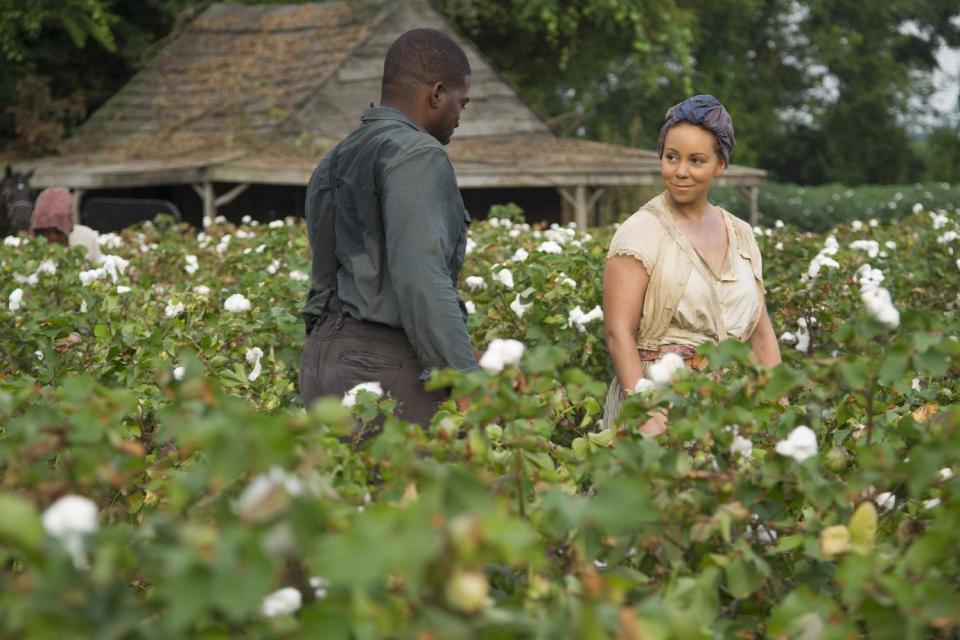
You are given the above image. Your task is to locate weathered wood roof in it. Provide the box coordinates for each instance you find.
[18,0,765,189]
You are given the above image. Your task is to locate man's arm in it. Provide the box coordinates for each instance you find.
[381,147,478,372]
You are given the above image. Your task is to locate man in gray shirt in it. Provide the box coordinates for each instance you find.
[300,28,478,426]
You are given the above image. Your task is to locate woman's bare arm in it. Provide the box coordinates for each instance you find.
[603,255,649,392]
[749,304,781,368]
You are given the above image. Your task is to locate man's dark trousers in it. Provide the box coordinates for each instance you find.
[299,314,447,426]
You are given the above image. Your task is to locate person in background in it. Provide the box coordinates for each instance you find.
[29,187,102,264]
[602,95,781,434]
[299,28,477,426]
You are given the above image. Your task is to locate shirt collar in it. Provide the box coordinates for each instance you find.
[361,105,427,133]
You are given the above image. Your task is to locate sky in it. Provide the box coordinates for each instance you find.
[932,45,959,119]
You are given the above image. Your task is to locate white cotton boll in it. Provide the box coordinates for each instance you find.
[849,240,880,258]
[779,331,797,344]
[956,258,960,271]
[753,226,763,235]
[268,220,285,229]
[194,285,210,296]
[115,285,130,294]
[266,259,280,275]
[775,241,784,251]
[35,350,44,361]
[8,288,23,312]
[510,294,532,318]
[885,241,896,250]
[13,272,38,286]
[464,300,476,315]
[478,338,525,373]
[79,300,87,313]
[633,378,656,393]
[35,259,56,276]
[875,492,896,511]
[260,587,302,618]
[289,270,309,282]
[869,218,879,227]
[100,255,129,283]
[173,365,185,381]
[731,435,753,458]
[310,577,328,600]
[851,220,864,231]
[911,377,921,391]
[537,240,563,254]
[465,237,477,255]
[940,467,954,481]
[775,425,818,462]
[861,287,900,328]
[807,254,840,279]
[184,254,199,274]
[648,352,686,388]
[234,467,304,523]
[241,215,252,225]
[487,217,501,228]
[164,301,185,318]
[224,293,252,313]
[823,236,839,254]
[465,275,486,291]
[923,498,941,510]
[4,236,21,247]
[42,495,98,569]
[931,211,949,229]
[511,248,529,262]
[937,231,958,244]
[493,268,514,289]
[775,219,785,228]
[913,202,924,214]
[246,347,264,382]
[79,268,107,286]
[567,305,603,332]
[795,324,810,353]
[557,274,577,288]
[342,381,383,407]
[508,229,521,238]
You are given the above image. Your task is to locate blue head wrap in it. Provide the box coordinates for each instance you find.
[658,95,735,166]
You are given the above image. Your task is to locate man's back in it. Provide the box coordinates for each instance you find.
[303,106,476,373]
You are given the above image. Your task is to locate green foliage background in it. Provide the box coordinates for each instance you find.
[1,200,958,636]
[1,0,959,183]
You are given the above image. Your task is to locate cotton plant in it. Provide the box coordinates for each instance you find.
[164,301,185,319]
[775,425,818,462]
[8,288,23,312]
[478,338,525,373]
[223,293,252,313]
[342,381,383,408]
[510,293,533,318]
[246,347,264,382]
[649,352,685,388]
[493,268,514,289]
[42,495,99,569]
[567,305,603,332]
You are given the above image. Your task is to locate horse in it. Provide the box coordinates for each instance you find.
[1,165,35,237]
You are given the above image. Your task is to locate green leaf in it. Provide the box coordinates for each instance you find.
[0,493,44,553]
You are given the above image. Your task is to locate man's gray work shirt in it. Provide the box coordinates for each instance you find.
[303,106,478,373]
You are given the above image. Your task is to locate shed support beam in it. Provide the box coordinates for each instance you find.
[738,186,760,227]
[70,188,85,224]
[558,185,604,230]
[191,182,215,228]
[215,183,249,207]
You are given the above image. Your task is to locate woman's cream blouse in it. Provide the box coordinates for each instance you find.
[606,193,766,349]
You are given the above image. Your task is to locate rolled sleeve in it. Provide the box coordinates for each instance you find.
[381,148,478,372]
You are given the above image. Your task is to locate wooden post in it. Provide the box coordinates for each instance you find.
[738,185,760,227]
[192,182,216,228]
[70,188,85,224]
[559,185,604,230]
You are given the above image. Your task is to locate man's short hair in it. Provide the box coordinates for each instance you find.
[381,28,471,98]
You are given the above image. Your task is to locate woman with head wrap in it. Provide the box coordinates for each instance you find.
[602,95,781,433]
[30,187,102,264]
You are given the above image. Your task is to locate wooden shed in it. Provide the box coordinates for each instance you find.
[19,0,766,228]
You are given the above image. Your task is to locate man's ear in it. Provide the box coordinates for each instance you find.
[428,81,445,109]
